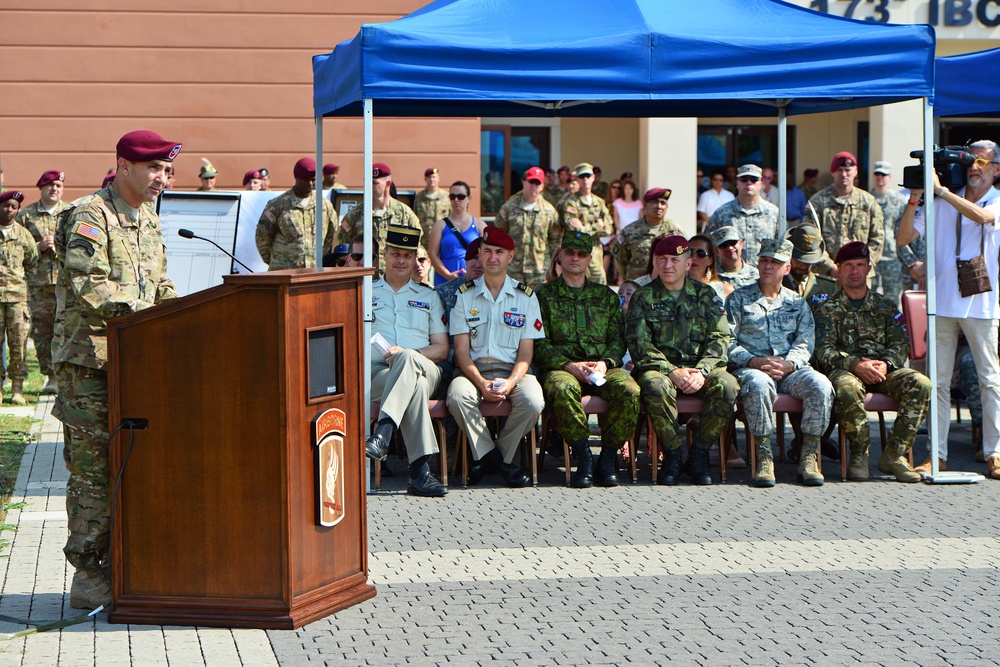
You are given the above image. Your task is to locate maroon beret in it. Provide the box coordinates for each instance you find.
[0,191,24,205]
[481,226,515,251]
[830,151,858,172]
[424,167,438,178]
[293,157,316,180]
[372,162,392,179]
[804,168,819,178]
[653,235,690,256]
[116,130,182,163]
[101,173,116,189]
[465,237,483,261]
[243,170,262,186]
[834,241,870,264]
[323,163,339,176]
[36,170,65,188]
[643,187,672,203]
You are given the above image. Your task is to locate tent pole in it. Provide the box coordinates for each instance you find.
[315,117,325,268]
[777,105,788,238]
[363,98,374,493]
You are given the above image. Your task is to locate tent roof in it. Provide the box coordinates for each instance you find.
[935,47,1000,118]
[313,0,935,119]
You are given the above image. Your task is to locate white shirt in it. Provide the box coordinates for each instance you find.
[371,278,446,363]
[449,274,544,365]
[696,188,735,218]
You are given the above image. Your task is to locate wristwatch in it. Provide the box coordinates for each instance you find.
[937,186,949,197]
[699,368,709,378]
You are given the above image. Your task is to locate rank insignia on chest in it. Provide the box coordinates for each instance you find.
[470,308,479,316]
[504,312,526,327]
[408,300,430,310]
[470,326,479,339]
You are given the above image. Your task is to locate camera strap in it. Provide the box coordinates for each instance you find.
[955,209,986,261]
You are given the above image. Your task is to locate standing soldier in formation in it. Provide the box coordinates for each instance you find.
[535,232,640,488]
[613,187,682,282]
[783,222,838,310]
[814,242,927,483]
[338,163,420,274]
[17,169,69,394]
[870,161,907,303]
[255,157,337,270]
[322,163,347,191]
[53,130,181,609]
[412,167,451,248]
[626,235,738,486]
[0,190,39,405]
[492,166,559,289]
[707,164,780,269]
[557,163,613,283]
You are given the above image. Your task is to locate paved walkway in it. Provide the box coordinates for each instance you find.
[1,398,997,665]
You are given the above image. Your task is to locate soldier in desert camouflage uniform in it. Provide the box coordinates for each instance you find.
[412,167,450,247]
[17,169,68,394]
[613,187,681,282]
[0,191,39,406]
[535,232,640,489]
[557,163,613,283]
[706,164,780,269]
[52,131,180,610]
[492,166,559,289]
[871,161,907,304]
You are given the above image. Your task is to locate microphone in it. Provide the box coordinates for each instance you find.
[177,229,253,273]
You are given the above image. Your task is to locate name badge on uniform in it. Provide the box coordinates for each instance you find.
[504,312,526,327]
[466,316,480,323]
[408,300,430,310]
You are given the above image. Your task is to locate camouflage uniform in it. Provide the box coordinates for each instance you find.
[706,199,780,267]
[52,185,177,570]
[814,288,930,460]
[717,263,759,289]
[0,221,39,383]
[535,276,640,448]
[897,229,926,290]
[783,272,838,312]
[16,200,67,377]
[412,190,451,247]
[254,189,337,270]
[625,278,738,451]
[613,216,682,282]
[726,283,833,439]
[558,194,613,283]
[492,193,559,288]
[809,185,885,275]
[874,189,907,304]
[436,275,465,326]
[337,198,420,274]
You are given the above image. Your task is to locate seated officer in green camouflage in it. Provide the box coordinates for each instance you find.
[493,167,560,289]
[558,163,613,283]
[625,235,738,486]
[535,232,640,488]
[814,242,928,483]
[783,222,837,312]
[0,191,39,406]
[613,187,682,282]
[726,238,833,488]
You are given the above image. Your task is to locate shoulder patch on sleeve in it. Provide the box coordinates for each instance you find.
[67,238,96,257]
[71,221,106,244]
[458,280,476,294]
[515,282,533,296]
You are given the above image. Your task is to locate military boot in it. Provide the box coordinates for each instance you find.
[571,440,593,488]
[657,446,683,486]
[10,380,26,406]
[754,441,775,488]
[41,376,58,395]
[797,439,825,486]
[70,566,111,610]
[594,446,620,487]
[877,445,921,483]
[847,441,870,481]
[684,447,713,486]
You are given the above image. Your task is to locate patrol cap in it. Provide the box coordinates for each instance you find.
[709,225,741,246]
[332,243,350,257]
[293,157,316,180]
[36,170,64,188]
[481,226,515,251]
[804,168,819,178]
[323,163,340,176]
[243,170,262,185]
[642,187,672,203]
[0,191,24,205]
[653,235,690,256]
[573,162,594,177]
[423,167,438,178]
[737,164,763,179]
[830,151,858,172]
[465,237,483,261]
[758,238,793,263]
[199,161,217,179]
[385,224,421,251]
[372,163,392,179]
[116,130,182,163]
[561,231,595,253]
[834,241,870,264]
[784,223,826,263]
[523,166,544,184]
[873,161,892,175]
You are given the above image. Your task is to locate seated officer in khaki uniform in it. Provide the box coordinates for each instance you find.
[364,225,450,497]
[447,227,545,488]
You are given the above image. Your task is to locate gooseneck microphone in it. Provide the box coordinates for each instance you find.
[177,229,253,273]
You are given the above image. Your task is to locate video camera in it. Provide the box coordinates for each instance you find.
[902,146,975,190]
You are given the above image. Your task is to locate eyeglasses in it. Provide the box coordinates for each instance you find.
[974,158,1000,168]
[737,176,760,183]
[350,253,364,261]
[692,248,710,258]
[719,240,739,249]
[417,257,429,263]
[449,193,468,200]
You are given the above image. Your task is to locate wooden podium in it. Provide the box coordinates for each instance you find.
[106,268,376,629]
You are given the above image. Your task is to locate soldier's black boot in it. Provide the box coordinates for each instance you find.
[657,447,683,486]
[594,447,620,487]
[685,447,713,486]
[365,418,395,461]
[571,440,594,488]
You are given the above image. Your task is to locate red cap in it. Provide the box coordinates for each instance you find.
[465,237,483,261]
[243,170,262,185]
[424,167,438,178]
[481,226,515,251]
[323,163,339,176]
[834,241,870,264]
[0,191,24,205]
[116,130,182,162]
[293,157,316,181]
[523,167,545,183]
[653,235,689,256]
[830,151,858,172]
[643,187,672,203]
[36,170,64,188]
[372,163,392,178]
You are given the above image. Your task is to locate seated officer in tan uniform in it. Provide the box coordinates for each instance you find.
[364,225,450,497]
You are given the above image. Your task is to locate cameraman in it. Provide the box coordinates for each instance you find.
[898,140,1000,479]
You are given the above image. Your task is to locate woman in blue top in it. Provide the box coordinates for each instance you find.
[428,180,487,286]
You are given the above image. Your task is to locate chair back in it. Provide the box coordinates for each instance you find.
[901,290,927,361]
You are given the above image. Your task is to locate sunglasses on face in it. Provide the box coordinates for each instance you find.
[719,240,739,249]
[350,252,364,261]
[449,193,468,200]
[417,257,429,263]
[692,248,710,258]
[737,176,760,183]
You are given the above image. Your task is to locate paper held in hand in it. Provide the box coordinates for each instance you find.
[371,332,392,357]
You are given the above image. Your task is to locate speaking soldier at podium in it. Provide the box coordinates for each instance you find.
[364,224,450,497]
[52,130,181,610]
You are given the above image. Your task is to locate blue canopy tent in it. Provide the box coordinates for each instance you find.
[311,0,961,481]
[935,47,1000,118]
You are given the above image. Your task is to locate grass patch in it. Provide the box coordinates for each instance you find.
[0,347,46,536]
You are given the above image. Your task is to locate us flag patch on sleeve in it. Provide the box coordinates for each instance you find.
[73,221,105,244]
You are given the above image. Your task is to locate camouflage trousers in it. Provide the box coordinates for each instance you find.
[0,301,30,382]
[830,367,930,456]
[52,362,110,570]
[542,368,640,447]
[636,368,738,451]
[958,352,983,424]
[510,269,548,291]
[734,367,834,438]
[587,248,606,284]
[28,285,56,376]
[876,258,904,306]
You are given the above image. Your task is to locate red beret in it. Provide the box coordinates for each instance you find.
[424,167,438,178]
[804,168,819,178]
[481,226,515,251]
[36,170,64,188]
[830,151,858,172]
[465,237,483,261]
[293,157,316,180]
[116,130,182,163]
[834,241,870,264]
[101,173,116,189]
[323,163,340,176]
[523,166,544,183]
[643,187,672,203]
[653,235,690,256]
[243,170,262,185]
[372,162,392,179]
[0,191,24,205]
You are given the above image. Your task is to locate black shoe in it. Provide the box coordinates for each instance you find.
[821,438,841,461]
[500,462,530,488]
[594,449,620,487]
[408,471,448,497]
[545,431,566,461]
[467,448,500,486]
[365,433,390,461]
[657,447,683,486]
[571,441,593,489]
[685,448,713,485]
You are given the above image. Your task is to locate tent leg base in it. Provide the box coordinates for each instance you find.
[921,471,985,484]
